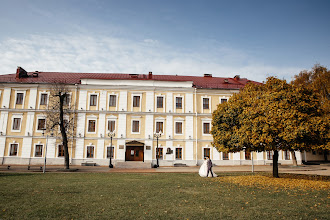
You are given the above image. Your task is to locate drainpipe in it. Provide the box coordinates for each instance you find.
[194,88,198,165]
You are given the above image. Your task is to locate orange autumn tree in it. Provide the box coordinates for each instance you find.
[211,77,329,178]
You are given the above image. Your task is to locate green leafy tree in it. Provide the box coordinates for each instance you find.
[212,77,329,177]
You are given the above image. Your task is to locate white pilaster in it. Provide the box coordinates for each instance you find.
[2,88,11,108]
[185,93,193,113]
[98,113,105,137]
[46,138,56,158]
[97,139,105,159]
[233,152,241,160]
[119,91,127,111]
[146,91,154,112]
[185,141,194,160]
[166,115,173,139]
[28,87,38,109]
[166,92,173,113]
[144,140,153,160]
[25,112,35,136]
[118,114,127,138]
[165,141,174,160]
[0,111,9,134]
[78,90,87,110]
[76,113,86,137]
[145,115,154,139]
[185,116,193,139]
[0,137,6,157]
[21,137,33,158]
[257,152,264,160]
[212,147,220,160]
[116,139,126,161]
[99,90,107,111]
[75,139,84,159]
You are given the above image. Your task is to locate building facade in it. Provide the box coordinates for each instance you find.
[0,67,322,167]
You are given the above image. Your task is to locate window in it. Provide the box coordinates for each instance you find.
[40,94,48,105]
[267,151,273,160]
[16,93,24,105]
[203,122,210,134]
[156,122,163,133]
[157,97,163,108]
[63,94,71,106]
[12,118,21,131]
[87,146,94,158]
[223,152,229,160]
[203,98,209,109]
[37,118,46,131]
[284,151,290,160]
[221,98,227,104]
[108,120,115,132]
[109,95,116,107]
[35,145,43,157]
[88,120,96,132]
[176,97,182,109]
[176,148,182,160]
[175,122,183,134]
[133,96,140,107]
[90,94,97,106]
[10,144,18,156]
[132,120,140,133]
[58,145,64,157]
[156,148,163,160]
[107,146,114,158]
[245,151,251,160]
[204,148,210,158]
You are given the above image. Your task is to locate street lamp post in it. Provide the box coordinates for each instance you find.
[108,131,115,168]
[154,131,162,168]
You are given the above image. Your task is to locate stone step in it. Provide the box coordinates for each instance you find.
[115,161,152,169]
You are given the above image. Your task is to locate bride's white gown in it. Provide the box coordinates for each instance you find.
[199,160,217,177]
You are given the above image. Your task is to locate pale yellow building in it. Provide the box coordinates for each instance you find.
[0,67,319,168]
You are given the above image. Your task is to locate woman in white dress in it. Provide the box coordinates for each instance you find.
[199,158,217,177]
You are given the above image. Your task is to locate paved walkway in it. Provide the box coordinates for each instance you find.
[1,163,329,176]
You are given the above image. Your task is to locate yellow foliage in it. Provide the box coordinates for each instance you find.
[215,174,330,190]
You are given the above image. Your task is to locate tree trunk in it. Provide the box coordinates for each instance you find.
[273,150,279,178]
[59,92,70,169]
[324,150,328,161]
[291,150,297,166]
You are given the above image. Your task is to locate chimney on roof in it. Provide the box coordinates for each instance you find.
[16,66,28,79]
[234,75,240,80]
[204,74,212,77]
[148,72,152,79]
[224,79,229,83]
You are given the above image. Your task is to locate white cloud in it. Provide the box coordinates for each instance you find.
[0,34,303,82]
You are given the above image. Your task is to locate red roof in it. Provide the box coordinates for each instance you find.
[0,71,259,89]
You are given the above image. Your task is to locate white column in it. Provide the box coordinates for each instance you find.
[146,91,154,112]
[185,141,194,160]
[78,90,87,110]
[119,91,127,111]
[98,113,105,137]
[145,115,154,139]
[118,114,127,138]
[76,113,86,137]
[99,90,107,111]
[185,116,193,139]
[2,88,11,108]
[0,111,9,134]
[166,115,173,139]
[21,137,33,158]
[0,137,6,157]
[185,93,193,113]
[166,92,173,113]
[75,139,84,159]
[97,139,105,159]
[25,112,35,136]
[46,138,56,158]
[28,87,38,109]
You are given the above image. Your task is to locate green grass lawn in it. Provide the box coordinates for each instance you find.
[0,172,328,219]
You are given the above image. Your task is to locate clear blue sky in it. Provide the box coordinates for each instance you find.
[0,0,329,82]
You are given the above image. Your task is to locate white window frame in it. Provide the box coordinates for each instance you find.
[88,92,99,110]
[132,93,142,111]
[219,96,228,104]
[174,117,184,135]
[175,145,183,160]
[174,95,184,112]
[34,143,44,157]
[86,115,97,134]
[108,93,118,110]
[38,91,50,109]
[203,145,211,159]
[36,115,46,132]
[86,145,95,158]
[154,117,165,134]
[62,92,72,107]
[201,96,211,113]
[8,142,19,156]
[57,144,65,158]
[202,118,212,136]
[14,90,26,109]
[11,113,23,132]
[155,95,165,112]
[131,119,141,134]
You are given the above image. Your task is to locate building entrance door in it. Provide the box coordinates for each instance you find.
[125,146,144,161]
